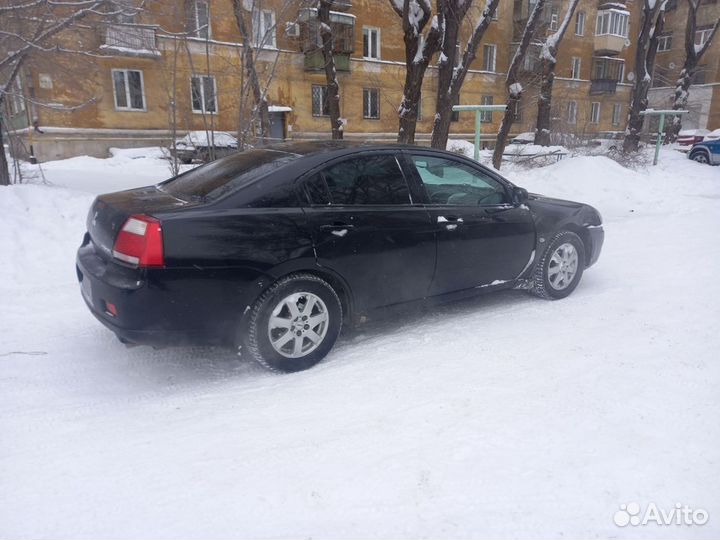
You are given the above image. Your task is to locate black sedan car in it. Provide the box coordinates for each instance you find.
[77,142,603,372]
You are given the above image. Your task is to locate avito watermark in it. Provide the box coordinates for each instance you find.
[614,502,709,527]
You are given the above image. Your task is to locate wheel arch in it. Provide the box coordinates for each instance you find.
[690,147,711,161]
[551,223,593,267]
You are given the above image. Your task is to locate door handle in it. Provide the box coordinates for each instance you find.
[320,223,355,237]
[437,215,463,231]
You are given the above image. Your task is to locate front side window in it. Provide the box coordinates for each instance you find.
[112,69,145,110]
[306,155,411,206]
[575,11,585,35]
[411,155,509,206]
[253,8,276,48]
[363,88,379,119]
[362,27,380,59]
[191,75,217,114]
[482,44,496,71]
[311,85,329,116]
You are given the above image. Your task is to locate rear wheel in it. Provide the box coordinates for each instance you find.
[242,273,342,373]
[691,151,709,164]
[531,231,585,300]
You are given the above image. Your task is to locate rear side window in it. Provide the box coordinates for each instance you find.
[159,149,298,201]
[305,154,411,206]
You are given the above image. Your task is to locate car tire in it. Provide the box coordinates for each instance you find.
[690,151,709,164]
[242,273,342,373]
[530,231,586,300]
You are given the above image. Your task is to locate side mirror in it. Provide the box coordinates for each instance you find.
[512,186,529,205]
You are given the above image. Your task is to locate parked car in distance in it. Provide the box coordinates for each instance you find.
[677,128,711,152]
[510,132,535,144]
[76,142,604,373]
[171,131,238,164]
[688,137,720,165]
[702,128,720,142]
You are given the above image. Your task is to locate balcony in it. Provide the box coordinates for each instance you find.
[590,56,624,94]
[303,49,351,72]
[594,34,626,55]
[100,25,159,57]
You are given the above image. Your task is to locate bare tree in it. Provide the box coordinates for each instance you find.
[535,0,580,146]
[623,0,666,153]
[232,0,272,144]
[664,1,719,142]
[388,0,442,144]
[317,0,343,139]
[0,0,140,185]
[430,0,500,150]
[491,0,547,169]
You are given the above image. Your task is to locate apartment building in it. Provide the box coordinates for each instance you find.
[5,0,718,161]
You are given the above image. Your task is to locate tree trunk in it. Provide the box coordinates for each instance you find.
[430,0,499,150]
[0,120,10,186]
[534,62,555,146]
[492,0,547,168]
[318,0,343,139]
[232,0,270,143]
[664,2,719,142]
[623,2,665,153]
[534,0,579,146]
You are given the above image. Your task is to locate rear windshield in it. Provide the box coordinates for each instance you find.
[159,149,299,201]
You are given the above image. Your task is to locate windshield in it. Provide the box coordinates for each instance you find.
[159,149,299,201]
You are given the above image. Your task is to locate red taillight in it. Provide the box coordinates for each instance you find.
[112,214,164,268]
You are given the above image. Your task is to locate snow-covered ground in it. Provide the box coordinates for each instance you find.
[1,147,719,538]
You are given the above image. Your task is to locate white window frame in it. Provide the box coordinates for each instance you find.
[596,9,629,38]
[363,88,380,119]
[253,8,276,48]
[312,84,329,117]
[480,95,493,122]
[590,102,601,124]
[695,27,713,47]
[483,44,497,72]
[9,77,25,115]
[571,57,582,79]
[612,103,622,126]
[550,7,559,31]
[567,100,577,124]
[657,34,672,52]
[193,0,211,39]
[190,74,218,115]
[575,11,585,36]
[363,27,381,60]
[111,68,146,111]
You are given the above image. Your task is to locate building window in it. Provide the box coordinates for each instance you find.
[657,33,672,52]
[612,103,622,126]
[567,100,577,124]
[451,94,460,122]
[363,27,380,59]
[112,69,145,111]
[695,26,713,47]
[8,77,25,115]
[596,9,629,37]
[312,85,329,116]
[482,44,496,71]
[550,7,559,30]
[571,57,581,79]
[191,75,217,114]
[253,9,276,48]
[590,102,600,123]
[480,95,493,122]
[363,88,380,119]
[575,11,585,35]
[192,0,210,39]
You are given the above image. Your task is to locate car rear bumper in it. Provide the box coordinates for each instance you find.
[76,239,236,346]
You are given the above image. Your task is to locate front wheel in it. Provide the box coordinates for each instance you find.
[531,231,586,300]
[241,273,342,373]
[691,151,709,164]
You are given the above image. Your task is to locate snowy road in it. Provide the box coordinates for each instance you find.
[1,149,719,538]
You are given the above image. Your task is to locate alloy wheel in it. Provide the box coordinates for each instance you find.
[548,242,579,291]
[267,292,329,358]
